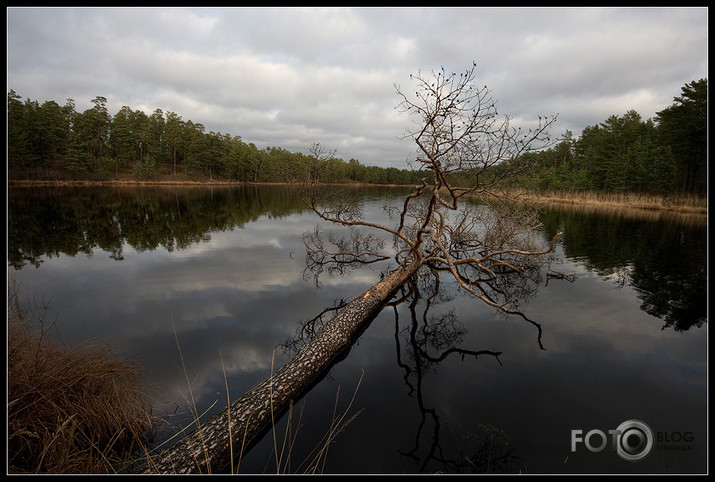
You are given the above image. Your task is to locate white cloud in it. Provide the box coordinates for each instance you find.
[6,7,708,168]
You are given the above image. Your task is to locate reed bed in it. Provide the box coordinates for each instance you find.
[7,287,155,474]
[515,189,707,214]
[513,190,707,226]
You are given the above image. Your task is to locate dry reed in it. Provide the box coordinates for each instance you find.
[139,321,363,474]
[7,286,155,474]
[514,189,707,214]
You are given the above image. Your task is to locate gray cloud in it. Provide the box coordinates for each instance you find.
[7,7,707,168]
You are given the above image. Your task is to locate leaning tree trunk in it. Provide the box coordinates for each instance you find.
[135,259,420,474]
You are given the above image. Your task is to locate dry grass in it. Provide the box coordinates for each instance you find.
[7,281,361,475]
[136,325,363,474]
[478,189,707,226]
[7,285,155,474]
[515,189,707,214]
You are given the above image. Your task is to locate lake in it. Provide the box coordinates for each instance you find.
[7,185,707,474]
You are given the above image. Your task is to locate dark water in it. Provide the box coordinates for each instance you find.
[7,185,707,474]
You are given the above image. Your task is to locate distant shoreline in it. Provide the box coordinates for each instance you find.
[8,178,274,187]
[8,178,706,218]
[6,179,398,188]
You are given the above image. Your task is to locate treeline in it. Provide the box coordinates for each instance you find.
[505,79,707,195]
[7,90,421,185]
[7,78,706,194]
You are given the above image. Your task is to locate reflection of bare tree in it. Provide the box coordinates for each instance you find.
[392,277,504,374]
[281,264,544,473]
[280,298,348,356]
[302,225,390,287]
[545,258,576,286]
[462,424,524,473]
[390,277,531,473]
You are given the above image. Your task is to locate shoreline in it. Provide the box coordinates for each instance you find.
[8,178,707,218]
[6,179,399,188]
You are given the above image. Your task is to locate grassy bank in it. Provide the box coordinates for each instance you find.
[7,285,155,474]
[514,189,707,214]
[490,189,707,226]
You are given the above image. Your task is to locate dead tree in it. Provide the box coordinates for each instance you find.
[135,62,560,474]
[135,259,420,474]
[300,62,561,314]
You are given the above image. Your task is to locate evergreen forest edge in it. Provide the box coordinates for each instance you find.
[7,78,706,198]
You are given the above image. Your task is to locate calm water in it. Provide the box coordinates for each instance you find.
[7,185,707,474]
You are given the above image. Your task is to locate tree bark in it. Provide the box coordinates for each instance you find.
[135,259,420,474]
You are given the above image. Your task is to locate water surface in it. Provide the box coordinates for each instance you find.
[7,185,707,474]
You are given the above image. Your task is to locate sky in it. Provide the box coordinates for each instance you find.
[6,6,708,169]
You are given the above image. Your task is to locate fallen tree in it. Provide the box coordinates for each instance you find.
[136,259,420,474]
[135,62,560,474]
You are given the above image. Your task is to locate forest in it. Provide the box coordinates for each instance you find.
[502,79,707,196]
[6,78,707,195]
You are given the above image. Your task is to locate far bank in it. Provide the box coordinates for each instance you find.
[8,178,707,217]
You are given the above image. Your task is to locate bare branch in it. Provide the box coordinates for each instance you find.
[296,62,560,314]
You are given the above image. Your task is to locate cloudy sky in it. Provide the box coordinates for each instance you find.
[6,7,708,168]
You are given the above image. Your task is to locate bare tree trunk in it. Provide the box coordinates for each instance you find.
[135,259,420,474]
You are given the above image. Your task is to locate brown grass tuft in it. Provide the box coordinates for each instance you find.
[7,285,155,473]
